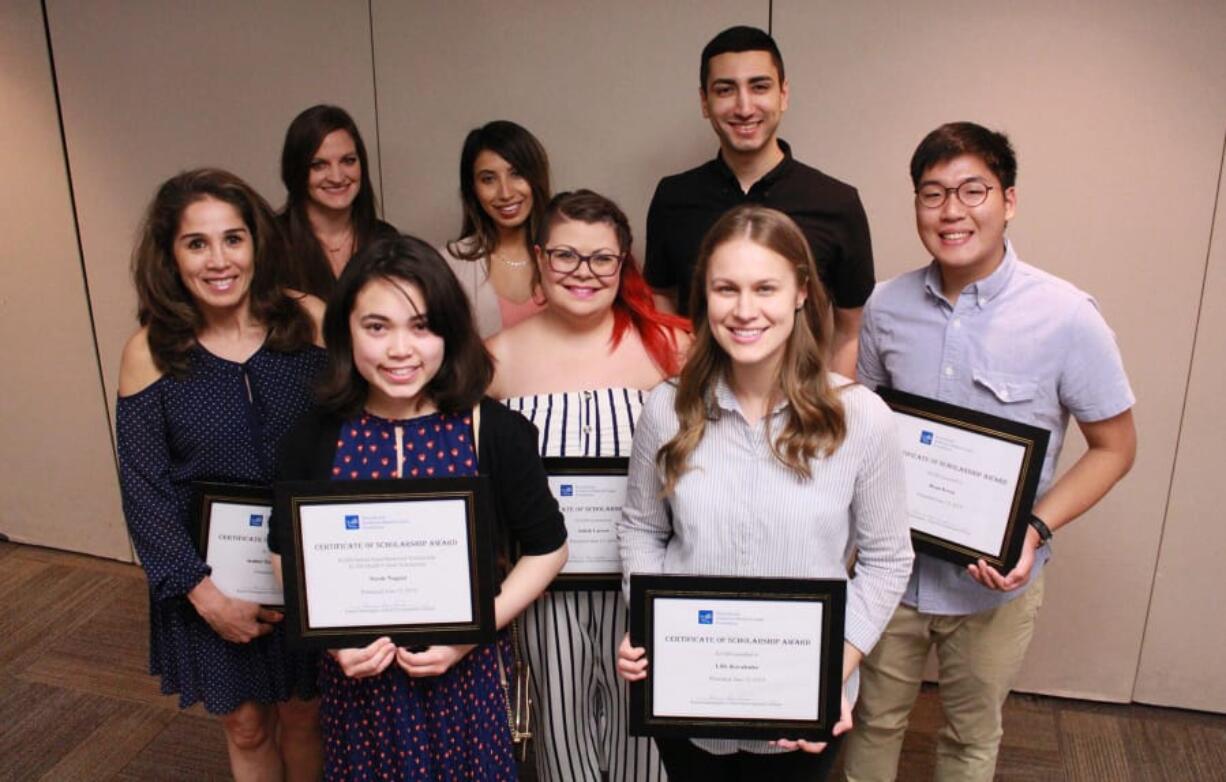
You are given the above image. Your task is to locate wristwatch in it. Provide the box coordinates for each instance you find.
[1029,514,1053,545]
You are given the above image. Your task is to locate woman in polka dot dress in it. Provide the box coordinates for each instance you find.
[270,234,568,780]
[115,169,328,780]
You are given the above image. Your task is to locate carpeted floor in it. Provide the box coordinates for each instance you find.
[2,540,1223,781]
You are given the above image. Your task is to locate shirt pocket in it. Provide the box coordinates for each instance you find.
[970,369,1039,417]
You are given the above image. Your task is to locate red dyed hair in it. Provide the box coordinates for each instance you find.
[537,190,690,376]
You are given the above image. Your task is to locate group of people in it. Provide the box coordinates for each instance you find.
[114,24,1136,782]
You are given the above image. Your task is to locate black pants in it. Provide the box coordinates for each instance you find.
[654,736,842,782]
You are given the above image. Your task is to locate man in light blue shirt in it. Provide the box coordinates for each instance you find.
[842,122,1137,781]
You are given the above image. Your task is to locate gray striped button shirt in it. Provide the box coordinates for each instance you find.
[619,376,913,755]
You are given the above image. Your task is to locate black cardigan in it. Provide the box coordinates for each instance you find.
[269,398,566,558]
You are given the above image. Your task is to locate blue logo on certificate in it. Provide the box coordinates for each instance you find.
[248,514,263,527]
[560,484,574,497]
[920,430,934,445]
[698,610,713,625]
[345,515,360,530]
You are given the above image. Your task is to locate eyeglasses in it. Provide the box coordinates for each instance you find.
[916,180,994,209]
[542,246,624,278]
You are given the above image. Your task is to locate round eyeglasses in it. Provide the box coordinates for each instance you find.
[916,180,994,209]
[542,246,624,278]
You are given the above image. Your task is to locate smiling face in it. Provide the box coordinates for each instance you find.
[307,129,361,214]
[701,49,789,160]
[473,149,533,232]
[705,236,805,381]
[173,196,254,317]
[350,276,445,419]
[915,153,1017,296]
[536,217,622,321]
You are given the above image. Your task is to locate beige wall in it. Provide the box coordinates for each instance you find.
[1133,135,1226,712]
[45,0,382,410]
[4,0,1224,710]
[774,0,1226,705]
[372,0,766,252]
[0,0,129,559]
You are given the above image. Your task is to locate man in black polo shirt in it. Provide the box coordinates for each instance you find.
[644,25,875,376]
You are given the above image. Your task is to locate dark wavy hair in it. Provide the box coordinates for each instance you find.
[317,234,493,417]
[910,122,1018,190]
[534,189,690,376]
[131,168,312,377]
[448,120,551,263]
[279,104,383,298]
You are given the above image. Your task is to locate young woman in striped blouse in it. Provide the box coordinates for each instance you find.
[616,205,913,781]
[486,190,690,782]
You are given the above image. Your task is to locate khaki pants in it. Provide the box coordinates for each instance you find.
[842,572,1045,782]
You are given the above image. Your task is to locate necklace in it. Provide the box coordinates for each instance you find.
[323,228,354,255]
[493,251,530,268]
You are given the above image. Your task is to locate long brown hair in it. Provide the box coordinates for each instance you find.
[131,168,313,376]
[279,105,385,298]
[447,120,551,264]
[658,205,846,493]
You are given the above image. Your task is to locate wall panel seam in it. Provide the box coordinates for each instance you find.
[368,0,386,214]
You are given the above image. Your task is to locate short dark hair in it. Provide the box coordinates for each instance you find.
[700,26,785,90]
[279,104,382,297]
[132,168,312,376]
[317,234,493,417]
[910,122,1018,190]
[449,120,551,263]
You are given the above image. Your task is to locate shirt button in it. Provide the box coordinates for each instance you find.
[1000,389,1010,400]
[944,366,954,377]
[978,297,987,306]
[582,425,592,434]
[953,319,962,329]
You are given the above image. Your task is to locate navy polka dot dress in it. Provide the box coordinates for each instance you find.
[319,411,518,781]
[115,344,326,715]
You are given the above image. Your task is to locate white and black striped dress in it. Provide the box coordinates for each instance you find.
[504,389,666,782]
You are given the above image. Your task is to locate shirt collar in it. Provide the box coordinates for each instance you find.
[713,139,795,193]
[711,374,790,419]
[922,238,1018,309]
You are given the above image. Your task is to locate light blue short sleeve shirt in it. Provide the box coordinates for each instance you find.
[857,240,1135,615]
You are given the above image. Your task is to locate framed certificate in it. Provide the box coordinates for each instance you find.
[542,457,626,591]
[275,477,497,649]
[191,482,282,609]
[877,388,1050,572]
[629,574,846,742]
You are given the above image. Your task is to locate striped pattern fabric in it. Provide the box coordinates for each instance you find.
[504,389,666,782]
[619,377,914,756]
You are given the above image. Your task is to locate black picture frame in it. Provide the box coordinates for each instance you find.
[876,387,1050,572]
[629,574,846,742]
[541,457,628,592]
[190,481,281,610]
[275,477,497,649]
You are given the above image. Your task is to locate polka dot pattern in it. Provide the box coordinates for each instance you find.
[321,411,516,781]
[115,344,327,714]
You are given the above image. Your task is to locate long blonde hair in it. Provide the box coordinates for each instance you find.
[658,205,846,494]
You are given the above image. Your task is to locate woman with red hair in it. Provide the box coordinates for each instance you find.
[487,189,689,782]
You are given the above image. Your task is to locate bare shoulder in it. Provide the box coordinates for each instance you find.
[118,327,164,396]
[286,288,327,346]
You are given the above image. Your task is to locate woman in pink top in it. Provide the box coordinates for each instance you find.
[444,120,553,337]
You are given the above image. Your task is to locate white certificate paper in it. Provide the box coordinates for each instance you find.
[203,501,282,605]
[893,411,1026,555]
[651,597,823,721]
[548,474,624,574]
[298,498,473,629]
